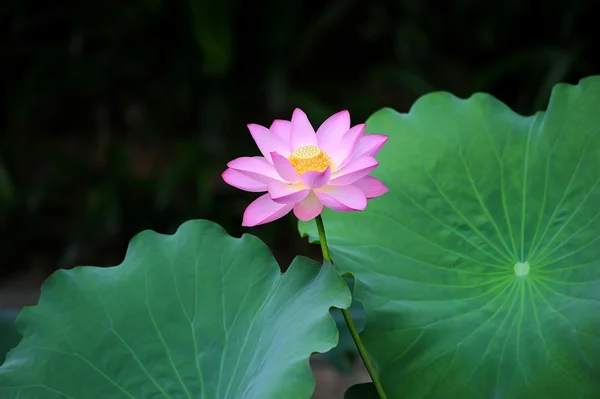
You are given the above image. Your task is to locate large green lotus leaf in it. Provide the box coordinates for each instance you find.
[300,76,600,398]
[0,220,351,399]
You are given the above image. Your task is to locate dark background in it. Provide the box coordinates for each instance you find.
[1,0,599,287]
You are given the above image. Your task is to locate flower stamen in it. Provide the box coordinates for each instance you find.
[288,145,331,175]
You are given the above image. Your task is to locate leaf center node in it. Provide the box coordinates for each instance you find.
[513,261,530,276]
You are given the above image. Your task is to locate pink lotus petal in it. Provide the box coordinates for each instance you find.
[354,134,388,157]
[315,185,367,211]
[248,124,291,161]
[222,169,267,192]
[342,134,388,170]
[290,108,317,150]
[242,193,294,227]
[316,110,350,154]
[300,166,331,189]
[270,120,292,149]
[353,176,389,198]
[329,124,365,168]
[228,156,282,183]
[268,181,310,204]
[270,152,300,183]
[293,191,323,221]
[329,155,379,186]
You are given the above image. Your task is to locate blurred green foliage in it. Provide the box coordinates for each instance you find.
[0,0,598,280]
[328,290,366,373]
[0,310,19,363]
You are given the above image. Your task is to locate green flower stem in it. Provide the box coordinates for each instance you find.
[314,215,388,399]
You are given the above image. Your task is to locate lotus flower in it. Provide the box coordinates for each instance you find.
[222,108,389,226]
